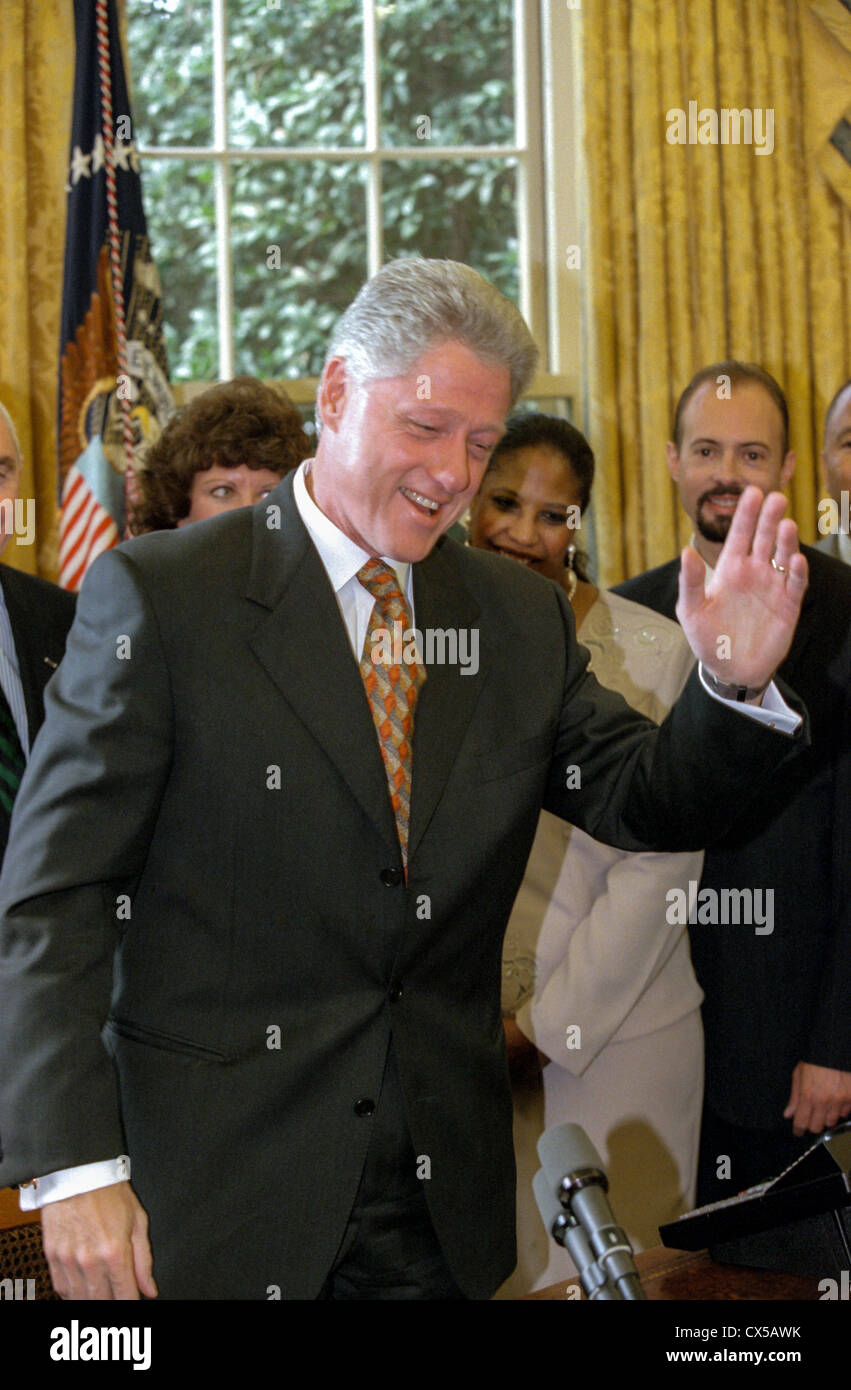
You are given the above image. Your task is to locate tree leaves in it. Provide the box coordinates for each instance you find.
[126,0,518,379]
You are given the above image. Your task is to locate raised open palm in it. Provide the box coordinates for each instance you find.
[677,487,808,689]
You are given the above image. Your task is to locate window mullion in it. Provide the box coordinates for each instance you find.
[514,0,546,364]
[363,0,383,277]
[212,0,233,379]
[540,0,581,398]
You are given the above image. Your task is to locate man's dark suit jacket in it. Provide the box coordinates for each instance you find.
[0,564,76,862]
[815,531,846,563]
[615,545,851,1132]
[0,476,805,1298]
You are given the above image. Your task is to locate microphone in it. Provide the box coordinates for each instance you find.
[532,1169,620,1299]
[536,1122,645,1300]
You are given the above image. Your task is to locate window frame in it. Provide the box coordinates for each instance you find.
[131,0,582,403]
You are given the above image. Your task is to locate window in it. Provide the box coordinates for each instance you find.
[125,0,580,406]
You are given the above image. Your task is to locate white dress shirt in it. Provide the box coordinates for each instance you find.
[0,581,30,755]
[293,458,414,650]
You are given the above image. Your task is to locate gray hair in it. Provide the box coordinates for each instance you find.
[318,258,538,429]
[0,402,22,468]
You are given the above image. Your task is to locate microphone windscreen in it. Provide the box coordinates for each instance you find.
[533,1166,564,1234]
[538,1122,604,1186]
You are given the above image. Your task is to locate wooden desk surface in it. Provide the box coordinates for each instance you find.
[525,1244,821,1300]
[0,1186,39,1230]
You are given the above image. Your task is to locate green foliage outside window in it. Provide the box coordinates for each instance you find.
[126,0,518,380]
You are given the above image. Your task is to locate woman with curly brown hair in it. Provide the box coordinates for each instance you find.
[130,377,311,532]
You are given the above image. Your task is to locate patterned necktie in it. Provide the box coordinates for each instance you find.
[357,558,426,869]
[0,681,26,819]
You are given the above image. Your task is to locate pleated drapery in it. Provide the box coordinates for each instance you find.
[0,2,74,579]
[582,0,851,585]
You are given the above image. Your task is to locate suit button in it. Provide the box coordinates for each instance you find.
[354,1098,375,1117]
[389,983,403,1003]
[380,868,403,886]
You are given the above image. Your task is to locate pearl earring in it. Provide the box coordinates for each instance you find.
[564,542,577,602]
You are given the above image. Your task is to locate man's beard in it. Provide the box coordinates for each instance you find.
[695,488,743,544]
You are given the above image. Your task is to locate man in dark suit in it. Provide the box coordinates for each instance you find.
[0,270,808,1299]
[0,403,76,866]
[816,379,851,564]
[616,361,851,1204]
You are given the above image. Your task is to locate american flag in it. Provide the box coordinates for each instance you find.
[58,0,173,591]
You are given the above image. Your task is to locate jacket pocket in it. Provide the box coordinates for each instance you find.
[104,1015,228,1062]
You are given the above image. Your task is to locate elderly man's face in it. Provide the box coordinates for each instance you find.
[0,416,21,555]
[821,385,851,522]
[311,340,511,562]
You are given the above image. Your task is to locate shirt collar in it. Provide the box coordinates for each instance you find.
[293,459,410,597]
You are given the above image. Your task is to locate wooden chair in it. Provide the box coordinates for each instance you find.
[0,1187,57,1300]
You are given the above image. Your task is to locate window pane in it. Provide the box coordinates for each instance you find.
[230,160,368,378]
[382,158,518,302]
[126,0,214,147]
[379,0,514,148]
[227,0,364,149]
[140,157,219,380]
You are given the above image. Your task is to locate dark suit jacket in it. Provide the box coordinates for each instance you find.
[0,564,76,862]
[815,531,846,564]
[0,476,806,1298]
[615,546,851,1129]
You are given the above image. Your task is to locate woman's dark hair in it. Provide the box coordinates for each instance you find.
[130,377,311,533]
[486,411,595,580]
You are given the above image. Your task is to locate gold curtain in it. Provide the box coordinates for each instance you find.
[0,1,74,579]
[583,0,851,586]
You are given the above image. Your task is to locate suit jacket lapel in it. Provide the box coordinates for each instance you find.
[245,476,399,855]
[407,540,486,860]
[1,567,50,746]
[661,561,681,624]
[245,482,490,864]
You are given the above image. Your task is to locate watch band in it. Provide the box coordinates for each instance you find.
[702,668,771,702]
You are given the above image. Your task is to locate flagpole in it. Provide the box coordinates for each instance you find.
[59,0,173,588]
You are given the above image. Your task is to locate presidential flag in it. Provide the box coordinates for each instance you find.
[59,0,173,591]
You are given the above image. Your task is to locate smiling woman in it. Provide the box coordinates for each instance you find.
[129,377,311,533]
[468,412,593,594]
[467,412,706,1295]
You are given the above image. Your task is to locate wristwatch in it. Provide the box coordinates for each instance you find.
[702,667,771,702]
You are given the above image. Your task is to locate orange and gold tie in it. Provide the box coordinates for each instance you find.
[357,558,426,870]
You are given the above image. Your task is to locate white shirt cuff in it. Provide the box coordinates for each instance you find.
[18,1155,131,1210]
[698,664,801,734]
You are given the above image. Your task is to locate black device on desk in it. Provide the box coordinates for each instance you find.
[659,1121,851,1278]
